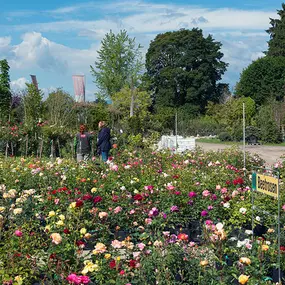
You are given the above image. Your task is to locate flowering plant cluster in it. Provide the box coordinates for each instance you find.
[0,147,283,284]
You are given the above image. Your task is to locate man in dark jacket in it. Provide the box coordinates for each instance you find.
[97,121,111,162]
[74,125,92,162]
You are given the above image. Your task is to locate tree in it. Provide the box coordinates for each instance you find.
[256,104,282,143]
[23,83,43,127]
[112,87,151,133]
[90,30,143,101]
[44,89,75,128]
[235,56,285,105]
[145,28,228,114]
[0,59,12,120]
[266,3,285,57]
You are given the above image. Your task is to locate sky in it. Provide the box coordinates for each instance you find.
[0,0,284,101]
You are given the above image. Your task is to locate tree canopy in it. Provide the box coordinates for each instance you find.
[235,56,285,105]
[90,30,143,100]
[0,59,11,120]
[145,28,228,113]
[267,3,285,57]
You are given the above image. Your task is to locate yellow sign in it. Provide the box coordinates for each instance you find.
[256,174,279,198]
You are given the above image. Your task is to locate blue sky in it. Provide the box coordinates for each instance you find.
[0,0,283,100]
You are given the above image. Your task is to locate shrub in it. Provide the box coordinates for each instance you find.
[218,131,232,141]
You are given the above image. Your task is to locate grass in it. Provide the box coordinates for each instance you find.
[196,138,285,146]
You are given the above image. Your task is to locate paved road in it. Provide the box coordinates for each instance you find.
[196,142,285,166]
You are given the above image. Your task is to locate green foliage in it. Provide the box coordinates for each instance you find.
[235,57,285,105]
[90,30,143,99]
[0,59,11,120]
[145,28,228,114]
[44,89,75,128]
[256,104,282,143]
[218,132,232,142]
[267,3,285,57]
[23,83,43,128]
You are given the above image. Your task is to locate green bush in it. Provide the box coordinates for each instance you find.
[218,131,232,141]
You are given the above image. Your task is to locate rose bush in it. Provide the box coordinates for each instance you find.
[0,147,283,284]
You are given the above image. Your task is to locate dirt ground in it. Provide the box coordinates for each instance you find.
[196,142,285,166]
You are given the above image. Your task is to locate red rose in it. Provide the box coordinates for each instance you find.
[63,228,70,234]
[133,194,143,201]
[75,200,84,207]
[82,194,93,201]
[93,196,102,204]
[109,259,116,269]
[129,259,136,268]
[76,240,86,247]
[112,195,119,202]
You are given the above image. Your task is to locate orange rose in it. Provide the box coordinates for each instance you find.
[239,257,251,265]
[262,244,269,251]
[200,260,208,266]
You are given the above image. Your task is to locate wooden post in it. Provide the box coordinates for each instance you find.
[25,135,28,157]
[5,142,8,158]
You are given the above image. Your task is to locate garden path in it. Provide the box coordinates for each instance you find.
[196,142,285,166]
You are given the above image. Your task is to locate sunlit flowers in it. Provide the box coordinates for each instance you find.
[93,242,107,254]
[238,274,249,284]
[239,257,251,265]
[81,260,99,275]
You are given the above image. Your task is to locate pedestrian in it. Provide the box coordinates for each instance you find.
[97,121,111,162]
[74,124,92,162]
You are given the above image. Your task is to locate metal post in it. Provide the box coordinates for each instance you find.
[243,103,246,169]
[175,110,178,152]
[277,171,281,283]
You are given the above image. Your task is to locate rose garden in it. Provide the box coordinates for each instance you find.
[0,145,285,285]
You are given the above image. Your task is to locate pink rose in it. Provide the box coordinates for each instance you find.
[14,230,23,237]
[202,190,210,197]
[114,206,122,214]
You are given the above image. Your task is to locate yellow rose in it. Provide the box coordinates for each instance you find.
[0,207,5,213]
[80,228,87,235]
[116,256,121,261]
[45,225,51,231]
[13,208,23,215]
[50,233,62,245]
[48,211,56,217]
[267,228,275,233]
[239,257,251,265]
[104,253,111,259]
[69,202,76,208]
[262,244,269,251]
[238,274,249,284]
[200,260,208,266]
[59,214,65,220]
[91,187,97,193]
[56,220,64,226]
[14,275,23,285]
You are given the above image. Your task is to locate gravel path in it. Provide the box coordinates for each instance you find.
[196,142,285,166]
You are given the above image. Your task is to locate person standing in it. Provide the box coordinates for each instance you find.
[74,125,92,162]
[97,121,111,162]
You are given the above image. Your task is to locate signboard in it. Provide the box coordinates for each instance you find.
[72,75,85,103]
[252,172,279,198]
[30,75,38,90]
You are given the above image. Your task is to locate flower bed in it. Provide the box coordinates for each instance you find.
[0,148,284,284]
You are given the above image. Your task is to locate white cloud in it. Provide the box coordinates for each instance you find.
[10,77,28,90]
[4,32,98,75]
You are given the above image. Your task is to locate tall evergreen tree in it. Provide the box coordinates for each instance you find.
[0,59,12,120]
[266,3,285,56]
